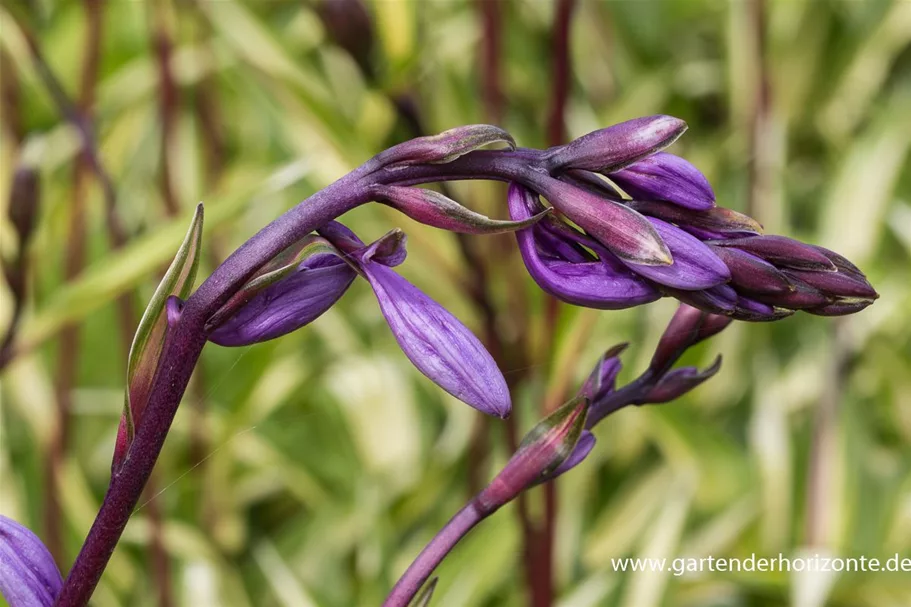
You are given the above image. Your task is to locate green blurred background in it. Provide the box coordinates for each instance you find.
[1,1,910,606]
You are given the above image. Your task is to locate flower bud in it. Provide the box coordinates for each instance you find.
[508,184,660,309]
[376,124,515,168]
[627,200,762,237]
[477,395,589,512]
[372,184,550,234]
[608,152,715,210]
[709,236,837,272]
[805,299,875,316]
[0,515,62,607]
[580,343,626,403]
[642,356,722,404]
[546,115,687,173]
[782,268,878,300]
[533,177,673,266]
[649,304,731,373]
[620,218,730,290]
[708,245,792,295]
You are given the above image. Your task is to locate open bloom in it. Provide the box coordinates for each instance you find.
[509,116,877,321]
[205,222,511,418]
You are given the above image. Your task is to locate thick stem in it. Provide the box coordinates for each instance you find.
[383,503,484,607]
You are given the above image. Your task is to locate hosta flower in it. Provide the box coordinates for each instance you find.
[207,221,511,418]
[0,516,62,607]
[320,222,511,418]
[508,116,877,321]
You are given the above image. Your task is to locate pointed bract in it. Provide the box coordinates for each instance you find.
[0,516,63,607]
[373,184,550,234]
[609,152,715,210]
[546,115,687,173]
[114,204,204,471]
[478,395,589,512]
[376,124,515,167]
[710,236,837,272]
[411,578,439,607]
[541,430,596,482]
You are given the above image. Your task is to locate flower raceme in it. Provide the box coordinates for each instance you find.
[510,115,877,319]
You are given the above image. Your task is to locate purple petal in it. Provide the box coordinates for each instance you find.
[622,218,731,290]
[580,344,627,403]
[710,236,837,272]
[544,430,597,481]
[609,152,715,210]
[709,245,792,295]
[530,178,673,266]
[546,115,687,173]
[0,516,63,607]
[208,257,356,346]
[509,185,660,309]
[353,248,510,418]
[642,356,722,404]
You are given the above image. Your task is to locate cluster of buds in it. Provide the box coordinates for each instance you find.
[509,116,877,321]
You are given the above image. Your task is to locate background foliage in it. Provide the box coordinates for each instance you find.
[1,1,910,606]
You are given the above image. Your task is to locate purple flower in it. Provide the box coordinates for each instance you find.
[608,152,715,210]
[206,251,357,347]
[508,184,660,309]
[0,516,62,607]
[320,224,511,418]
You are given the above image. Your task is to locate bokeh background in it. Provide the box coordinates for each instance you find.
[1,1,910,606]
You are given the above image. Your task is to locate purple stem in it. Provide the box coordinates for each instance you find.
[54,148,549,605]
[383,503,484,607]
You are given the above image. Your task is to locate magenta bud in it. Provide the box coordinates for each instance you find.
[376,124,515,167]
[546,115,687,173]
[372,184,550,234]
[709,236,837,272]
[609,152,715,210]
[642,356,722,404]
[708,245,792,295]
[477,395,589,512]
[0,515,62,607]
[533,177,673,266]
